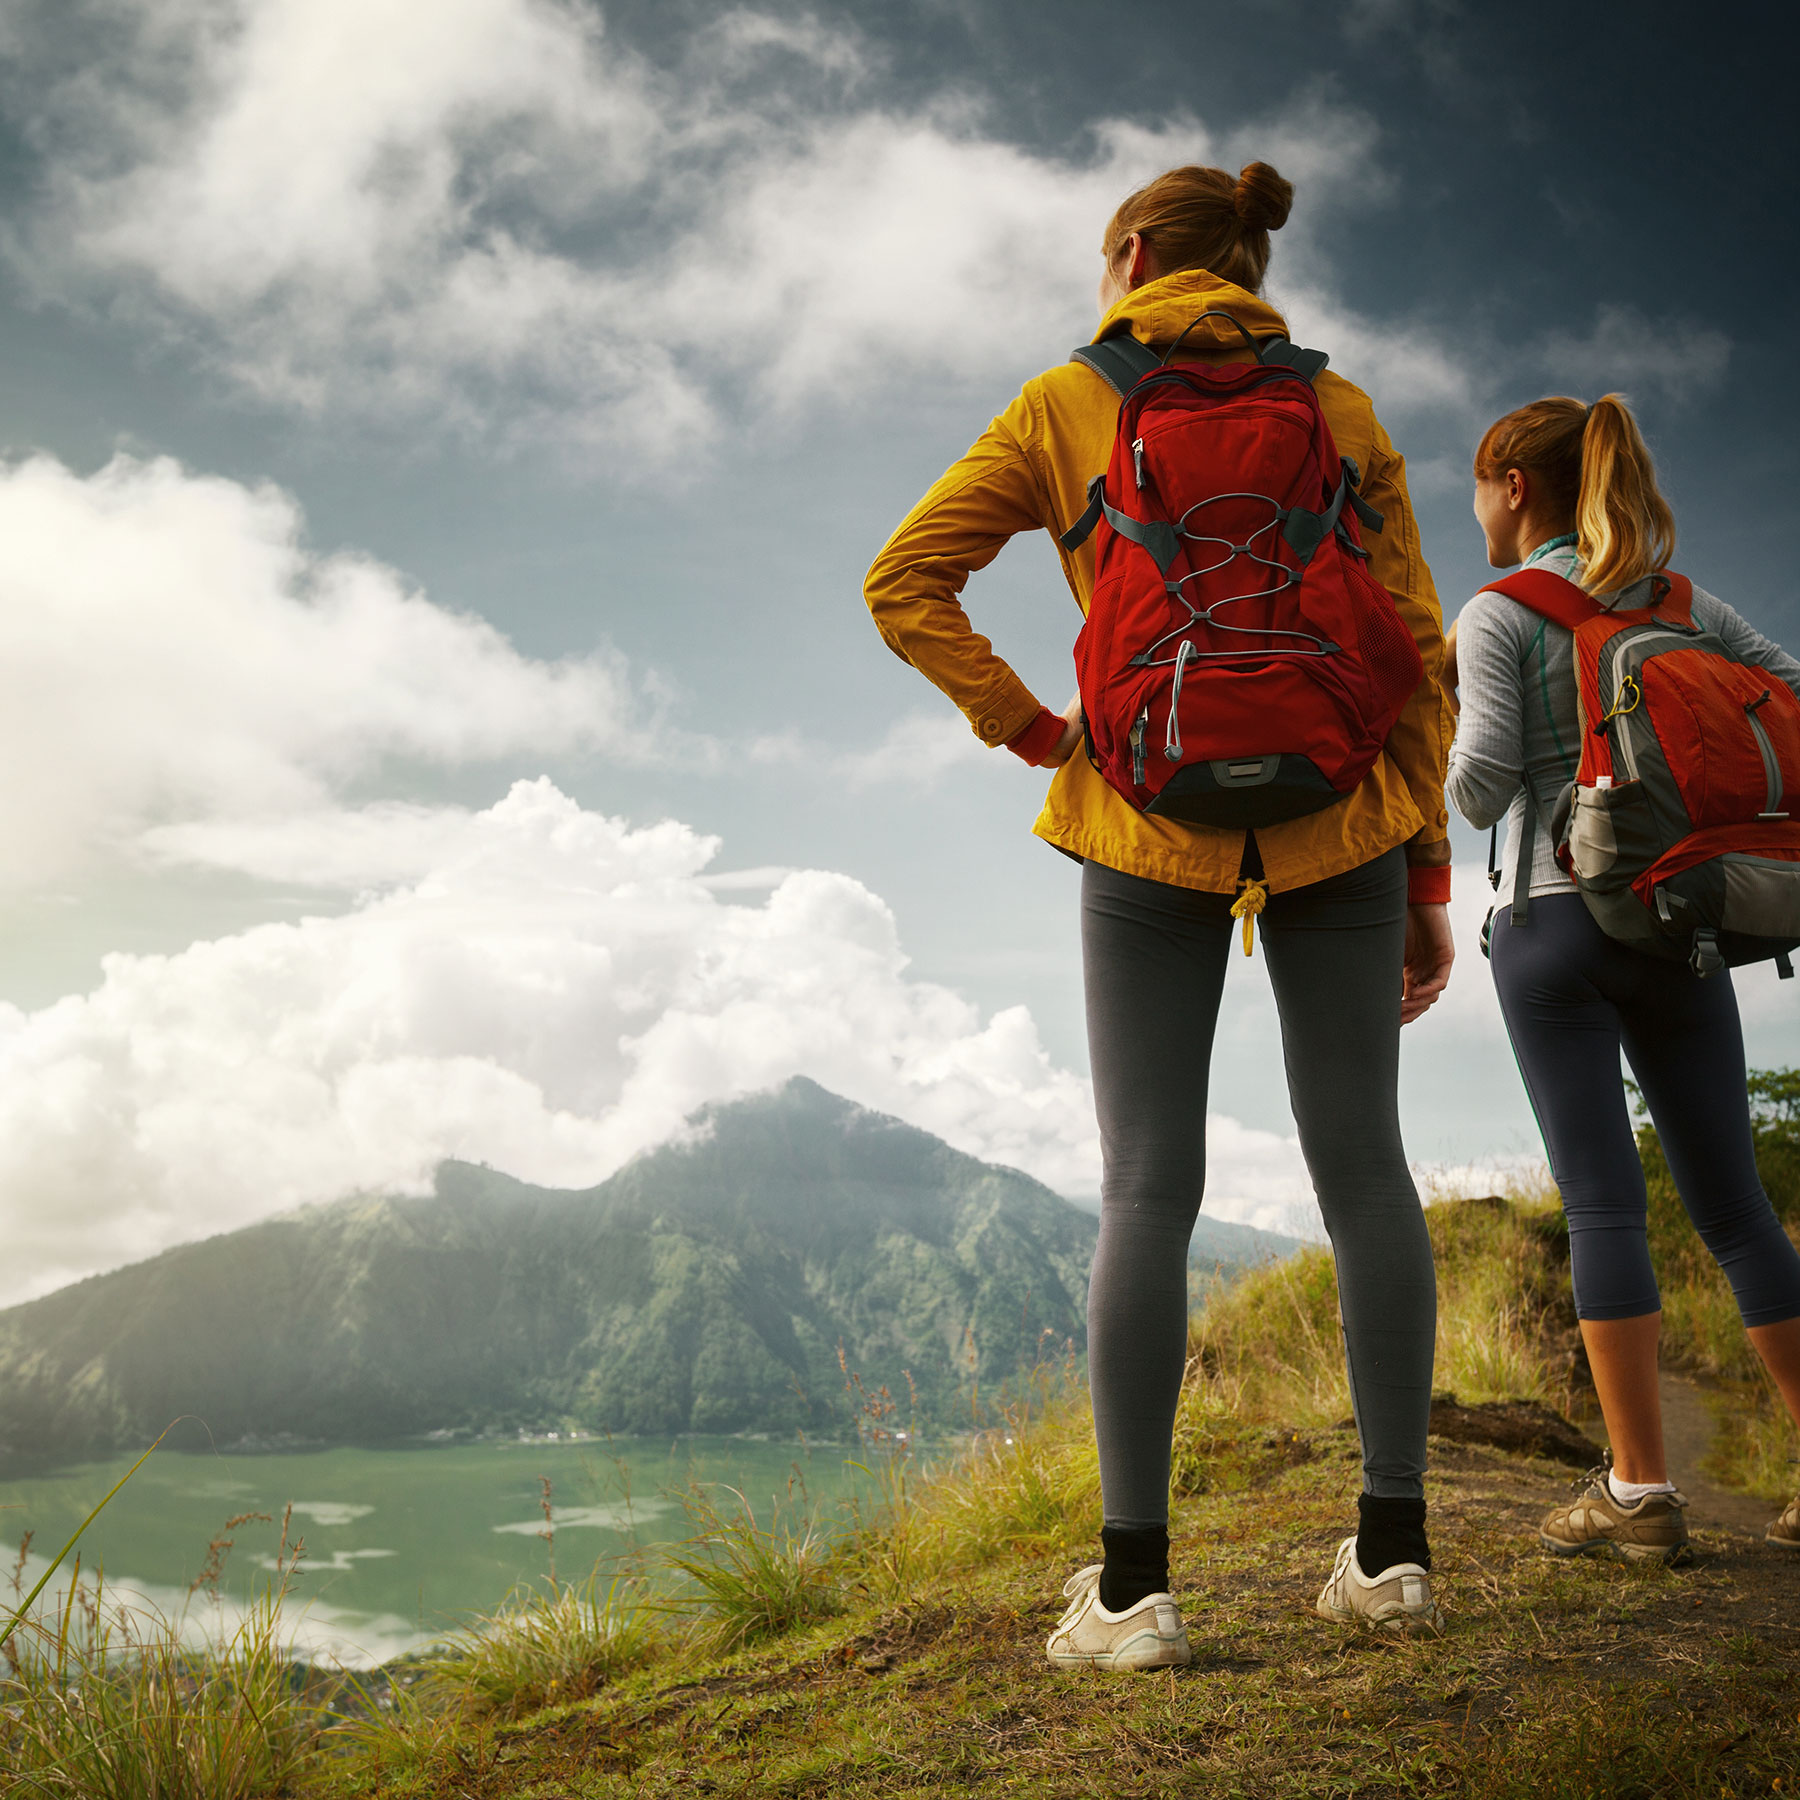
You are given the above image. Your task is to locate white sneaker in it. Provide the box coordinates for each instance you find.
[1044,1564,1191,1671]
[1315,1536,1442,1635]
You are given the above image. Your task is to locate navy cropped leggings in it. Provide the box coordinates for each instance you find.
[1490,893,1800,1325]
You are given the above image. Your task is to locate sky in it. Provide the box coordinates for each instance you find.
[0,0,1793,1305]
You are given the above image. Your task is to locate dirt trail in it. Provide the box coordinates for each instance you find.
[1572,1370,1781,1537]
[1656,1371,1781,1537]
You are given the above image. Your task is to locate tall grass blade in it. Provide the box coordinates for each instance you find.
[0,1419,185,1657]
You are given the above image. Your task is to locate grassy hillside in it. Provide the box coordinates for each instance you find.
[319,1422,1798,1799]
[6,1075,1798,1797]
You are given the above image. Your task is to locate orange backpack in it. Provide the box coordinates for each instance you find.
[1487,567,1800,978]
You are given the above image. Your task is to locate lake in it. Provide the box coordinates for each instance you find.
[0,1435,887,1667]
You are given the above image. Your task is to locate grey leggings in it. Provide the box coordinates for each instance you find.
[1082,847,1436,1525]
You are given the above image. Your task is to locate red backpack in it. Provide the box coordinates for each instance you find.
[1059,314,1423,828]
[1485,566,1800,978]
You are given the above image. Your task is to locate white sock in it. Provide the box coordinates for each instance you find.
[1608,1471,1677,1504]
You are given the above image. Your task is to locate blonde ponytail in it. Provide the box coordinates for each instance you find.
[1576,395,1676,596]
[1475,391,1678,596]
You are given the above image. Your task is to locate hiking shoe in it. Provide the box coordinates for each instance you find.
[1767,1494,1800,1551]
[1539,1465,1689,1563]
[1315,1536,1442,1635]
[1044,1564,1191,1671]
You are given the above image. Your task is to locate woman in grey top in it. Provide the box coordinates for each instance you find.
[1447,393,1800,1560]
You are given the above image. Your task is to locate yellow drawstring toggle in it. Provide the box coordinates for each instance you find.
[1230,877,1268,957]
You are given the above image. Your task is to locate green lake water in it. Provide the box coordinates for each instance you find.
[0,1436,882,1667]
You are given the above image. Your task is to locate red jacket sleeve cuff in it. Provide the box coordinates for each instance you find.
[1407,865,1452,906]
[1005,706,1065,766]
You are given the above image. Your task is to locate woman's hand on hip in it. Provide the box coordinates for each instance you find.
[1040,693,1086,768]
[1401,902,1454,1024]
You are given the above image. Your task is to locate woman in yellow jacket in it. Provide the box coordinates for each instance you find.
[866,162,1456,1660]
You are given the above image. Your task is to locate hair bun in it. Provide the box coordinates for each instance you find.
[1232,162,1293,232]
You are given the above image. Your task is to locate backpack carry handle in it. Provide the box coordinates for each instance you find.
[1159,310,1332,383]
[1160,309,1265,366]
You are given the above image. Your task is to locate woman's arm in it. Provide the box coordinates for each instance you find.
[863,391,1063,761]
[1357,416,1456,896]
[1444,595,1530,830]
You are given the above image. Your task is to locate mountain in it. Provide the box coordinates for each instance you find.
[0,1082,1080,1454]
[0,1080,1300,1458]
[1185,1213,1302,1276]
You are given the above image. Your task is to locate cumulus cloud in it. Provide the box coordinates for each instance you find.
[3,0,1509,458]
[0,778,1334,1306]
[0,452,671,883]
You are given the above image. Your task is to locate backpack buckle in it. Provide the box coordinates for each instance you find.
[1689,927,1723,978]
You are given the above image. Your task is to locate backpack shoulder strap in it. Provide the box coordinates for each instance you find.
[1510,776,1538,925]
[1069,327,1329,393]
[1059,333,1166,552]
[1255,337,1330,383]
[1481,568,1600,632]
[1069,332,1163,396]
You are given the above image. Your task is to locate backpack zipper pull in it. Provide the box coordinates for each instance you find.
[1746,690,1788,818]
[1129,709,1148,786]
[1165,641,1195,762]
[1594,674,1641,735]
[1132,437,1146,490]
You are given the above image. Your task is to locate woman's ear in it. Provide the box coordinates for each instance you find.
[1123,232,1151,289]
[1504,467,1530,514]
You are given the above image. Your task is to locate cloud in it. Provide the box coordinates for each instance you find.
[1277,280,1475,416]
[1532,305,1732,408]
[0,452,668,883]
[0,778,1336,1306]
[3,3,1727,461]
[840,709,989,786]
[4,0,1485,458]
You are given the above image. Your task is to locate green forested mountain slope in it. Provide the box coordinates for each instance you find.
[0,1079,1298,1456]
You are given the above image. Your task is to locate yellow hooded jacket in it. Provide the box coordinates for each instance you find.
[864,269,1454,896]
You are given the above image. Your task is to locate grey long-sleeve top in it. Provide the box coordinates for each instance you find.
[1446,540,1800,901]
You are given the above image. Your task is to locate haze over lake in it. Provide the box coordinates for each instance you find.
[0,1437,877,1667]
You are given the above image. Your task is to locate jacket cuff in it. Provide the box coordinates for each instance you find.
[1006,707,1065,766]
[1407,865,1452,906]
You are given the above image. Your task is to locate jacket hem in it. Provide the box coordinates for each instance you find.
[1031,808,1424,895]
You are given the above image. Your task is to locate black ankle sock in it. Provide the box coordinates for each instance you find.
[1099,1523,1170,1611]
[1356,1494,1430,1576]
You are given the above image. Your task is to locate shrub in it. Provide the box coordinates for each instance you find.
[423,1568,656,1719]
[662,1485,843,1657]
